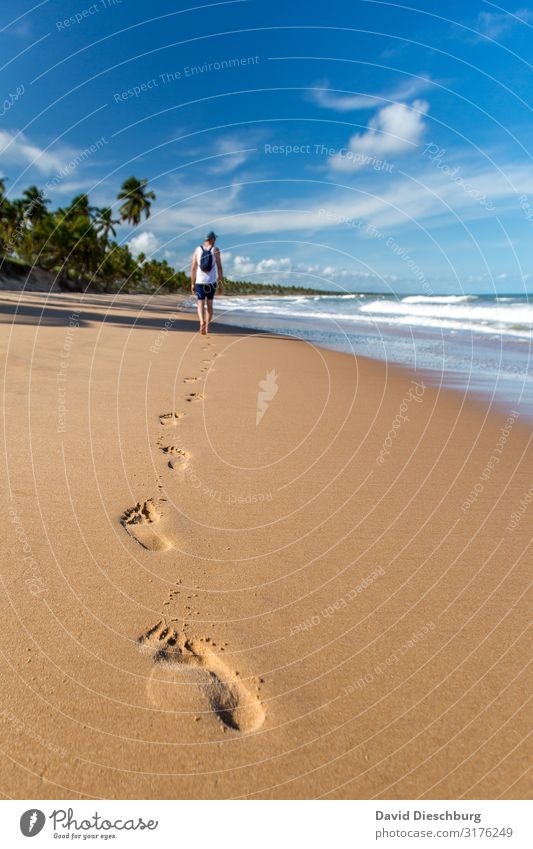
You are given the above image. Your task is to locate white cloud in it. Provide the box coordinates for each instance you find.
[223,256,376,284]
[309,77,433,112]
[149,160,533,239]
[207,135,256,174]
[221,256,403,287]
[180,131,262,176]
[0,129,74,175]
[128,232,160,258]
[329,100,430,171]
[230,255,257,276]
[152,179,243,235]
[53,180,96,195]
[476,8,532,39]
[256,257,291,273]
[295,262,319,274]
[226,255,292,277]
[310,266,368,279]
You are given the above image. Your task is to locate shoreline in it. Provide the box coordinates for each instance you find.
[202,296,533,423]
[2,287,526,422]
[1,291,531,799]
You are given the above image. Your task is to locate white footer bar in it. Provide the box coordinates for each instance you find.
[3,799,531,848]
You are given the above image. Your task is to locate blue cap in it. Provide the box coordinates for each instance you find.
[205,230,217,241]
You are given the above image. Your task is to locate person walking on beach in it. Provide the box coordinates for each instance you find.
[191,231,224,334]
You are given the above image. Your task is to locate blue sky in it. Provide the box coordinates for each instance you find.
[1,0,532,293]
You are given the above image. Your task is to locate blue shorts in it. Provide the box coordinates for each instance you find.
[195,282,217,300]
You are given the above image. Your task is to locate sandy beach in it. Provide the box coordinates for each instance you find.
[1,291,530,800]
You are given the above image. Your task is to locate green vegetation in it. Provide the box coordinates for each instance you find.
[221,279,328,295]
[0,178,332,296]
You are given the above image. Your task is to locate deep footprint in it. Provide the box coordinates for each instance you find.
[160,445,190,468]
[159,412,185,426]
[185,392,205,403]
[120,499,172,551]
[139,622,265,732]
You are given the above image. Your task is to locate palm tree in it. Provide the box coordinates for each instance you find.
[2,198,23,239]
[22,185,50,223]
[117,177,155,226]
[94,206,120,242]
[66,193,95,220]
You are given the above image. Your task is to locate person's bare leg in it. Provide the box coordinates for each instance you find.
[205,299,214,333]
[196,299,205,332]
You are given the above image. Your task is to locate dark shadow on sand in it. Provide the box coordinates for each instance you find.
[0,293,274,337]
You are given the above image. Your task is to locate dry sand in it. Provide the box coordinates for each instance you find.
[0,291,531,799]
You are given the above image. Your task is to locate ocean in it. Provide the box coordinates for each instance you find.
[188,293,533,418]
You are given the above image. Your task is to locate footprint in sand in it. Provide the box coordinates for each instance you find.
[139,621,265,733]
[159,412,185,426]
[185,392,205,403]
[183,376,199,384]
[160,445,190,469]
[120,499,172,551]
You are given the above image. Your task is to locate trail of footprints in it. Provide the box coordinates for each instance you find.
[122,355,209,548]
[120,343,265,731]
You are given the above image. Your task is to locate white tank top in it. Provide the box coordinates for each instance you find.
[195,245,217,285]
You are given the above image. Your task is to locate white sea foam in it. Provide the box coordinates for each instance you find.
[359,299,533,330]
[401,295,478,304]
[205,293,533,340]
